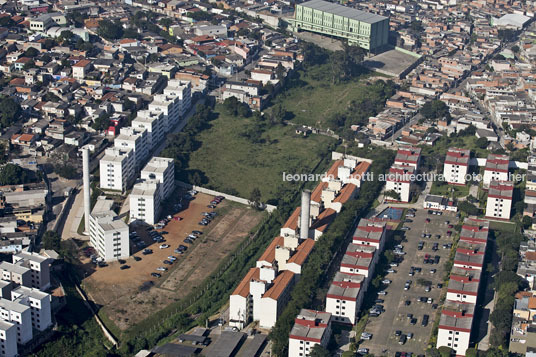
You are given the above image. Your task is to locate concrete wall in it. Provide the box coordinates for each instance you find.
[175,181,277,213]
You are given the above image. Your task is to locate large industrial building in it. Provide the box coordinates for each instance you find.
[289,0,389,52]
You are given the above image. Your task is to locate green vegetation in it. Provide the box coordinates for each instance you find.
[0,163,37,186]
[457,201,481,216]
[489,226,528,348]
[420,100,450,120]
[429,181,469,198]
[54,163,78,180]
[271,51,395,137]
[31,270,110,357]
[97,19,123,40]
[166,103,336,202]
[42,231,61,251]
[0,96,22,130]
[269,146,395,356]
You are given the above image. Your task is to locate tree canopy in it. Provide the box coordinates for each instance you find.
[420,100,450,120]
[0,96,21,129]
[97,19,124,40]
[0,164,32,186]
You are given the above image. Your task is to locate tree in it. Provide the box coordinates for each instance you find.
[0,164,30,185]
[0,96,21,129]
[189,171,202,186]
[522,215,532,229]
[384,190,401,201]
[476,137,488,149]
[511,45,520,53]
[457,201,480,216]
[23,60,36,71]
[269,104,287,125]
[23,47,39,58]
[91,113,110,131]
[310,345,330,357]
[59,30,75,43]
[97,19,123,40]
[438,346,453,357]
[42,231,61,251]
[420,100,450,120]
[159,17,172,29]
[275,63,285,80]
[54,163,78,179]
[249,187,262,209]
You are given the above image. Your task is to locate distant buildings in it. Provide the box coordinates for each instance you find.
[288,309,332,357]
[89,197,129,262]
[423,194,457,212]
[99,147,135,192]
[289,0,389,52]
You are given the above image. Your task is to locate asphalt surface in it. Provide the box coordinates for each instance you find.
[359,208,459,356]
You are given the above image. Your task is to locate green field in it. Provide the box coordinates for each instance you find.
[270,65,393,130]
[185,104,337,201]
[429,181,470,198]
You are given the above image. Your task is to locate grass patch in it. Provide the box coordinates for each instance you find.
[184,104,337,201]
[271,66,382,129]
[429,182,469,198]
[489,220,518,233]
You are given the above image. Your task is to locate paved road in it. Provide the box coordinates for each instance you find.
[359,208,459,356]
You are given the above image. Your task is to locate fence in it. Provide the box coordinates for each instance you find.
[175,181,277,213]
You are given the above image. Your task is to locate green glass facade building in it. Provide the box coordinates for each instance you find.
[289,0,389,52]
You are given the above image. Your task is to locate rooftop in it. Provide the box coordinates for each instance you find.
[445,148,471,165]
[298,0,388,24]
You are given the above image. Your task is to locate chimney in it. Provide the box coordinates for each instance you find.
[82,147,91,235]
[300,190,311,239]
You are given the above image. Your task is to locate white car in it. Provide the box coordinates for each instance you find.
[156,267,168,272]
[389,262,399,267]
[387,268,396,273]
[378,290,387,295]
[159,244,170,249]
[382,279,392,284]
[361,332,372,340]
[168,256,177,261]
[358,348,369,354]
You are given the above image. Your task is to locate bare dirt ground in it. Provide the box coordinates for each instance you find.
[81,192,264,330]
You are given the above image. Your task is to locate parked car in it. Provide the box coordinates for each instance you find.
[159,244,170,249]
[410,318,417,325]
[405,300,411,306]
[163,260,173,265]
[399,334,407,345]
[120,265,130,270]
[142,249,153,255]
[382,279,392,284]
[425,286,431,292]
[184,238,193,244]
[422,315,429,326]
[387,268,396,273]
[390,262,399,267]
[395,330,402,336]
[168,256,177,261]
[361,332,372,340]
[192,231,203,235]
[375,299,384,304]
[378,290,387,295]
[156,267,168,272]
[357,348,369,354]
[133,256,142,261]
[151,273,161,278]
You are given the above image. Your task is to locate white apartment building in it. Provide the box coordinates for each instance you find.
[443,148,471,185]
[140,157,175,200]
[325,272,365,325]
[131,110,164,152]
[436,301,475,356]
[385,165,415,203]
[114,126,149,169]
[12,252,53,291]
[0,299,32,344]
[485,180,513,220]
[0,263,31,288]
[149,95,180,133]
[446,267,481,304]
[89,198,129,262]
[99,147,135,192]
[129,179,161,225]
[482,154,509,187]
[352,219,386,250]
[394,146,421,170]
[164,79,192,118]
[288,310,332,357]
[11,286,52,331]
[0,320,17,357]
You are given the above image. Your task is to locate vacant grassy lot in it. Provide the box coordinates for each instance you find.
[185,105,336,201]
[430,181,470,198]
[271,65,391,129]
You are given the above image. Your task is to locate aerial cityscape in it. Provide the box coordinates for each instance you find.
[0,0,533,356]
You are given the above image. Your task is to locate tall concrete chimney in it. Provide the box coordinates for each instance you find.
[300,190,311,240]
[82,147,91,235]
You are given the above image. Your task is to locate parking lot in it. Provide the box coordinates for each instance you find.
[82,191,264,330]
[359,208,459,356]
